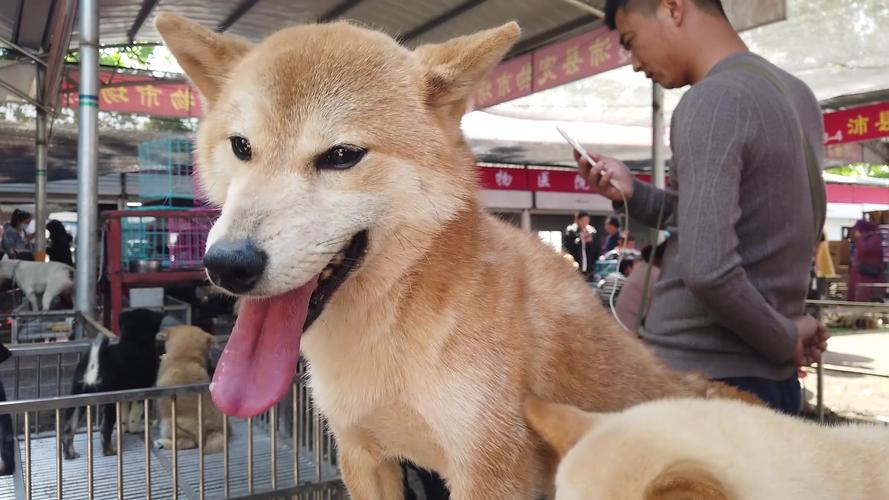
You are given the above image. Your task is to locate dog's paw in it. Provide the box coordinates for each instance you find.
[154,439,171,450]
[102,444,118,457]
[63,450,80,460]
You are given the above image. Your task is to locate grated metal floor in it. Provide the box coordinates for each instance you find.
[0,419,339,499]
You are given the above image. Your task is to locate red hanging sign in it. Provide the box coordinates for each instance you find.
[823,101,889,145]
[474,26,627,109]
[61,70,203,118]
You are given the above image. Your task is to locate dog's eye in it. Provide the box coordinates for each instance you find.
[229,136,252,161]
[315,145,366,171]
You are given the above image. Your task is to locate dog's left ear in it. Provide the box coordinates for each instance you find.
[155,13,254,106]
[414,22,520,109]
[524,398,600,458]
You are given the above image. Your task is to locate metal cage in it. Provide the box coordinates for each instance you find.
[137,137,195,204]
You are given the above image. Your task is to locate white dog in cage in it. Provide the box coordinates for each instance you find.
[0,257,74,311]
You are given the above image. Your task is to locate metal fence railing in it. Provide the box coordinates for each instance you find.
[0,315,342,499]
[0,382,341,499]
[805,299,889,423]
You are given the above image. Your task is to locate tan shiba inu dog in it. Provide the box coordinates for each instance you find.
[526,397,889,500]
[156,14,755,499]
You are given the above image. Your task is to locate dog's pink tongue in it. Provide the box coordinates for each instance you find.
[211,278,317,418]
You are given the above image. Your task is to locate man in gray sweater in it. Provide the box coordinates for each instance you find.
[575,0,829,414]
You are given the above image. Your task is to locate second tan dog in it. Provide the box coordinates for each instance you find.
[526,397,889,500]
[155,326,228,454]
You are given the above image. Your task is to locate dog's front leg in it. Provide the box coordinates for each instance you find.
[62,406,82,460]
[338,429,404,500]
[101,404,118,456]
[126,401,144,433]
[24,290,39,311]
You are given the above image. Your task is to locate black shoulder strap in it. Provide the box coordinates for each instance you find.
[724,62,826,239]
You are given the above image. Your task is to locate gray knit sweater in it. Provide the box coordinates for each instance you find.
[627,52,824,380]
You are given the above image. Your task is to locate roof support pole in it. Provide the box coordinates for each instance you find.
[75,0,99,336]
[35,108,48,255]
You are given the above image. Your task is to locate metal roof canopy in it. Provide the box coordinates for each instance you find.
[1,0,607,56]
[0,0,621,124]
[0,0,794,115]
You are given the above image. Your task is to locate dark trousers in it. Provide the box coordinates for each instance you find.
[716,375,801,415]
[402,461,450,499]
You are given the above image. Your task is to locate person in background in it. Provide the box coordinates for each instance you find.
[576,0,829,414]
[598,256,636,307]
[563,212,597,280]
[847,219,885,302]
[601,215,621,255]
[807,231,835,305]
[616,241,667,332]
[1,209,34,260]
[814,232,835,280]
[46,220,74,266]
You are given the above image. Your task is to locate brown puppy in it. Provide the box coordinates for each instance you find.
[155,326,228,454]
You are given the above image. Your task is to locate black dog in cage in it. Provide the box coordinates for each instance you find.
[62,309,162,459]
[0,343,13,476]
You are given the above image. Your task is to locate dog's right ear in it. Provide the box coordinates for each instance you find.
[414,22,520,109]
[524,398,599,458]
[154,13,253,106]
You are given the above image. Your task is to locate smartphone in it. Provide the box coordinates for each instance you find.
[557,127,620,191]
[556,127,596,166]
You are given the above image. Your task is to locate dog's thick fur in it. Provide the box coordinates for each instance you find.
[155,326,228,454]
[157,15,757,499]
[63,309,162,459]
[0,257,73,311]
[526,397,889,499]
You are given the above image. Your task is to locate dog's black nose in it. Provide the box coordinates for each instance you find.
[203,240,267,294]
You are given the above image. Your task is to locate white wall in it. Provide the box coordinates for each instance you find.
[825,203,889,240]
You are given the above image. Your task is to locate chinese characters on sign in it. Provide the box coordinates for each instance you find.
[495,169,514,188]
[478,168,529,191]
[823,102,889,145]
[530,169,594,193]
[100,87,129,104]
[474,26,622,109]
[136,85,163,108]
[475,55,534,108]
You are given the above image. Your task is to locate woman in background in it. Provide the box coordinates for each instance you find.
[1,210,34,260]
[46,219,74,266]
[847,219,885,302]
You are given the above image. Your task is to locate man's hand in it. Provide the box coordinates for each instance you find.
[573,149,634,202]
[791,315,829,368]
